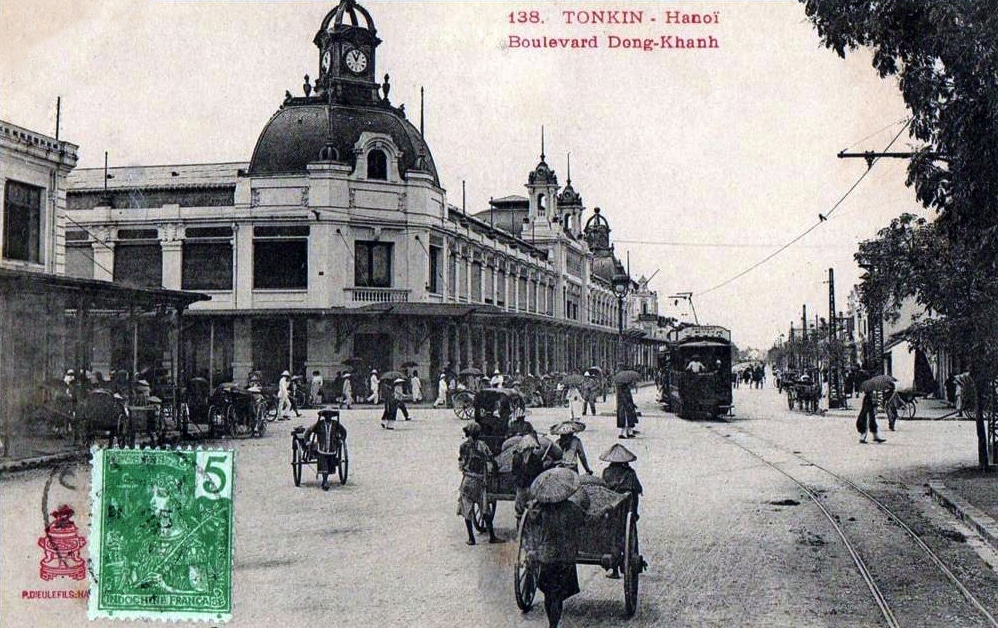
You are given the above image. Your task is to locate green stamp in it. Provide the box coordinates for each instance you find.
[88,448,234,621]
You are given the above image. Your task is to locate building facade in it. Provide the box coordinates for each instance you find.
[1,120,204,460]
[64,0,663,388]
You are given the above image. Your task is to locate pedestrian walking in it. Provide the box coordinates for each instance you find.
[457,421,499,545]
[288,374,302,417]
[303,410,347,491]
[433,373,448,408]
[581,371,598,416]
[410,371,423,404]
[566,385,584,419]
[551,422,593,475]
[856,390,886,444]
[310,370,324,405]
[525,467,588,628]
[395,377,411,421]
[600,443,642,577]
[367,369,380,404]
[340,373,353,409]
[615,382,637,439]
[277,370,292,420]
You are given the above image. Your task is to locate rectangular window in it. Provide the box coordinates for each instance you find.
[447,252,457,296]
[354,241,392,288]
[3,180,43,263]
[518,277,528,310]
[254,226,309,289]
[484,266,494,304]
[65,244,94,279]
[471,262,483,303]
[115,243,163,287]
[184,227,233,290]
[428,245,441,294]
[529,281,538,313]
[496,270,506,307]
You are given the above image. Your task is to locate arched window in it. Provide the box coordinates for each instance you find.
[538,193,547,213]
[367,149,388,180]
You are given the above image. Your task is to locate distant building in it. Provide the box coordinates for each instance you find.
[64,0,663,386]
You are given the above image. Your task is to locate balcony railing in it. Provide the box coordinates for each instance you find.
[344,287,410,303]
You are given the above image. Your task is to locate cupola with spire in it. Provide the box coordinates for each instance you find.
[526,126,558,222]
[557,153,584,237]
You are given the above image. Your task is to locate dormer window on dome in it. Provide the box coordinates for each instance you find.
[367,149,387,180]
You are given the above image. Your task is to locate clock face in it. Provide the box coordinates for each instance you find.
[344,48,368,74]
[321,50,331,71]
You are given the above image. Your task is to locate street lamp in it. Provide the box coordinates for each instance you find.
[612,269,630,367]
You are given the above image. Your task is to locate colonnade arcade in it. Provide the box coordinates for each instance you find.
[431,316,660,378]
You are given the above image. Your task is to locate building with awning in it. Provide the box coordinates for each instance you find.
[0,120,208,460]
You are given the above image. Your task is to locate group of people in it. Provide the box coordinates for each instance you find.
[733,364,766,388]
[456,405,644,627]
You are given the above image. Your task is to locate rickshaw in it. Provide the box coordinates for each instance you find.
[177,377,223,438]
[451,370,486,419]
[290,410,349,487]
[465,388,527,531]
[515,487,646,617]
[208,382,267,438]
[78,388,135,448]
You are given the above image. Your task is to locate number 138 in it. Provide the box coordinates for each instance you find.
[509,11,542,24]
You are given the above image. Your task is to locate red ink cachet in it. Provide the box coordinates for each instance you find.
[38,505,87,581]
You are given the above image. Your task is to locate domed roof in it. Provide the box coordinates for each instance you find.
[248,102,438,183]
[591,253,622,282]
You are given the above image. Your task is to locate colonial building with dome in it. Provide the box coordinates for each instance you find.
[64,0,662,387]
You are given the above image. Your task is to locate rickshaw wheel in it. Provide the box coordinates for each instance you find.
[452,392,475,420]
[264,398,278,422]
[291,437,304,487]
[207,405,224,438]
[338,440,349,485]
[623,510,640,617]
[514,510,537,611]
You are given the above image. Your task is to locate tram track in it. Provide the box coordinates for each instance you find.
[703,422,998,628]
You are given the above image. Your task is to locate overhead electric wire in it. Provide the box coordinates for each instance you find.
[63,213,116,279]
[696,120,911,298]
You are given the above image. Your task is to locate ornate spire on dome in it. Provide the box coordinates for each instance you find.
[584,206,612,254]
[557,152,582,208]
[528,126,558,186]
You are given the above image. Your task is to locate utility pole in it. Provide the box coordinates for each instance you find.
[837,149,940,168]
[827,268,842,408]
[801,305,808,370]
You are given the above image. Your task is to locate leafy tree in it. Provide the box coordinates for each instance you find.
[804,1,998,468]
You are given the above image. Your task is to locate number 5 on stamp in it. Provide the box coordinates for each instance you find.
[89,448,235,622]
[196,451,233,500]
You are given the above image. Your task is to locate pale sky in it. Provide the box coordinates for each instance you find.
[1,0,928,349]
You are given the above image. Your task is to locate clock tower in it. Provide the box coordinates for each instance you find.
[314,0,382,105]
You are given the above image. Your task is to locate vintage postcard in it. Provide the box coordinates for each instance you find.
[3,1,997,627]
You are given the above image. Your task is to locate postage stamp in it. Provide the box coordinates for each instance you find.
[88,448,234,622]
